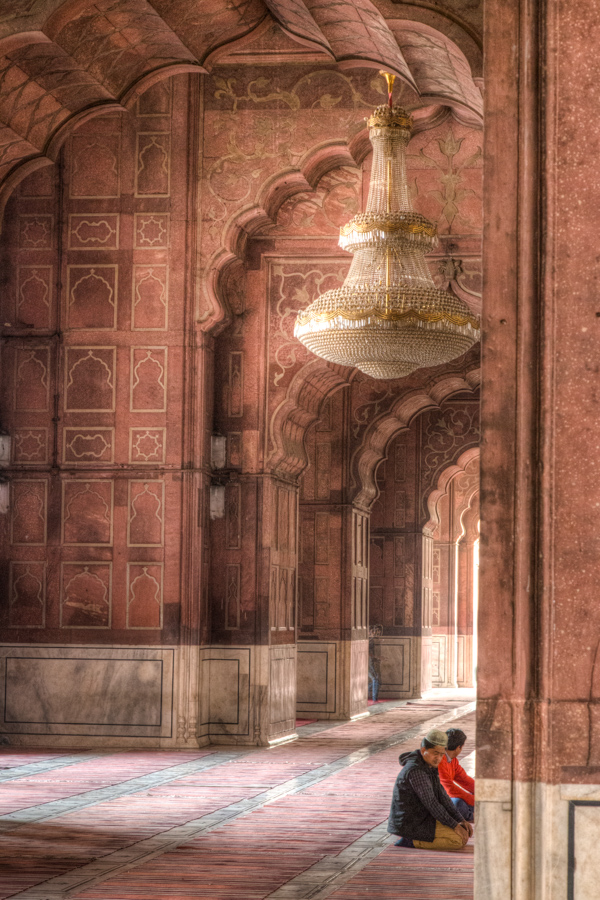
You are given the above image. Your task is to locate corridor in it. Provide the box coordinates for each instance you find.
[0,694,474,900]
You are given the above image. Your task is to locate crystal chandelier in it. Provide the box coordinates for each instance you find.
[294,73,480,380]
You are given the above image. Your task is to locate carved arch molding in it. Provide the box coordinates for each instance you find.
[268,350,480,502]
[0,2,482,266]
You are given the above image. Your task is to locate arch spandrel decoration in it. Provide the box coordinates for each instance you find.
[351,361,481,511]
[267,358,355,481]
[0,4,482,331]
[424,447,480,538]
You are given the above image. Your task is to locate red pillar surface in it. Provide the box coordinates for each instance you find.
[479,0,600,895]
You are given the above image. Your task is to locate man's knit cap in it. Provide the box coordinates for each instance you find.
[424,728,448,748]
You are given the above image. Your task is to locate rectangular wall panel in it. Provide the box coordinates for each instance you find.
[0,647,174,737]
[297,642,337,713]
[199,648,250,738]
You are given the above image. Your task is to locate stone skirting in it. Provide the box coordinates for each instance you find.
[370,636,423,699]
[475,779,600,900]
[0,642,297,749]
[0,644,178,747]
[296,639,368,720]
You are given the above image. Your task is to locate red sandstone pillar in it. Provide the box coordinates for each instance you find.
[478,0,600,895]
[297,499,369,721]
[368,430,430,699]
[296,391,369,721]
[208,473,298,746]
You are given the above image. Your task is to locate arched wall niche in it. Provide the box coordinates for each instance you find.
[460,487,480,542]
[267,359,355,481]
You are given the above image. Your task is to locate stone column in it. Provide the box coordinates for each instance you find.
[455,539,474,688]
[369,528,428,700]
[297,500,369,721]
[296,391,368,721]
[432,539,456,687]
[420,533,433,693]
[206,473,297,746]
[369,430,428,698]
[478,0,600,896]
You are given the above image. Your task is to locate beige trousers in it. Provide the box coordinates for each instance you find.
[413,820,467,852]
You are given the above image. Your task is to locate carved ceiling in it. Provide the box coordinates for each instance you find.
[0,0,482,213]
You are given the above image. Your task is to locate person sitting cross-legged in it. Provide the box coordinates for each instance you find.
[437,727,475,823]
[387,729,473,851]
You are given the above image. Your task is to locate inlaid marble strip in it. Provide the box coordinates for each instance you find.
[0,750,248,835]
[0,751,114,784]
[11,702,475,900]
[295,699,409,736]
[295,698,458,738]
[266,822,392,900]
[269,748,477,899]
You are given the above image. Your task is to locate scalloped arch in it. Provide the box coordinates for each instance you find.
[267,358,355,480]
[352,365,481,510]
[424,446,480,536]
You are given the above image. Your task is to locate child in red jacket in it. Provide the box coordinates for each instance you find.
[437,728,474,822]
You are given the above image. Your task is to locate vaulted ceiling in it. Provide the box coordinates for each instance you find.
[0,0,482,213]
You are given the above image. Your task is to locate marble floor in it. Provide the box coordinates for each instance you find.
[0,692,475,900]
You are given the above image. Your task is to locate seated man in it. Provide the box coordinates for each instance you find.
[387,728,473,851]
[438,728,475,823]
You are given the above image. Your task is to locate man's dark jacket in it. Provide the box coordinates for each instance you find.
[387,749,451,842]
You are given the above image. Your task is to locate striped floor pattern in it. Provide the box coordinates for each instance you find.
[329,845,474,899]
[0,695,475,900]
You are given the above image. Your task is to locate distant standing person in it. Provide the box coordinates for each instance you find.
[437,728,474,822]
[388,729,472,851]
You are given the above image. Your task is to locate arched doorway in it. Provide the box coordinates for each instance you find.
[425,451,480,688]
[367,399,480,700]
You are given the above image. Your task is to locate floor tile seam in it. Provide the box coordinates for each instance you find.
[6,703,475,900]
[0,751,222,789]
[0,750,253,834]
[265,824,393,900]
[0,753,120,785]
[0,705,474,831]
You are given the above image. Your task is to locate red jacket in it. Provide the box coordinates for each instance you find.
[438,754,474,804]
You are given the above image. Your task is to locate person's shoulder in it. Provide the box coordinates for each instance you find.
[399,749,421,767]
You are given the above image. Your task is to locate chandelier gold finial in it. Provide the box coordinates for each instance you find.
[379,70,396,107]
[294,93,480,380]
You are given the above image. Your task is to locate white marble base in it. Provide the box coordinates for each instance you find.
[430,634,475,689]
[0,642,298,749]
[371,636,423,699]
[431,634,452,687]
[457,634,474,687]
[0,644,177,747]
[296,639,368,720]
[475,778,600,900]
[198,643,296,746]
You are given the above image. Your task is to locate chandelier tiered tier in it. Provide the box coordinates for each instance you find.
[294,73,480,379]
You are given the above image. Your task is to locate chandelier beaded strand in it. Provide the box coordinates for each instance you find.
[294,72,480,380]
